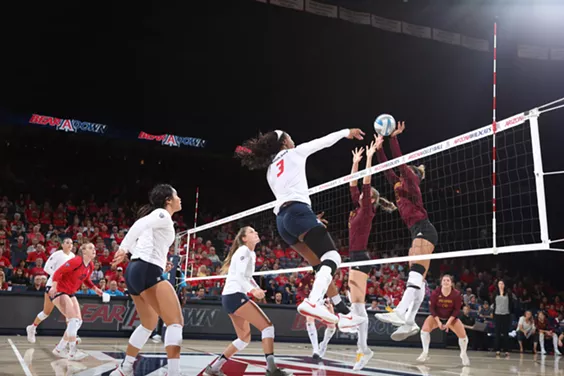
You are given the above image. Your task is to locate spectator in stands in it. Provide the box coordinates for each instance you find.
[78,283,95,295]
[463,287,473,306]
[367,300,379,311]
[274,292,283,305]
[11,236,27,265]
[478,301,493,320]
[191,287,206,300]
[10,213,26,234]
[104,264,118,281]
[207,247,220,264]
[27,225,45,246]
[28,258,48,279]
[27,243,48,264]
[10,268,28,286]
[91,262,104,282]
[105,280,124,297]
[517,310,537,353]
[27,275,45,292]
[459,306,477,349]
[0,248,12,272]
[468,295,479,311]
[98,279,107,291]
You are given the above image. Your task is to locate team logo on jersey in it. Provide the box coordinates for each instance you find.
[64,263,70,267]
[159,213,165,218]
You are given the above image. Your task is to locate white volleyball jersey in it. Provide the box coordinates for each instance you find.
[267,129,349,214]
[222,245,259,295]
[121,208,175,271]
[45,250,76,287]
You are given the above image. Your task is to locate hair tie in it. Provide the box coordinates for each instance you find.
[274,130,284,140]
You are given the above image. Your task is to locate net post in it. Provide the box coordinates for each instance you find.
[491,20,498,255]
[528,113,550,244]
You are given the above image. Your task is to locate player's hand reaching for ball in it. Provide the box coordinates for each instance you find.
[390,121,405,138]
[366,138,378,158]
[251,288,265,300]
[351,147,364,164]
[347,128,365,140]
[375,135,384,150]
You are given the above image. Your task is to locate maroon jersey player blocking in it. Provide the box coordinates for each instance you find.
[417,275,469,366]
[374,122,439,343]
[348,142,396,370]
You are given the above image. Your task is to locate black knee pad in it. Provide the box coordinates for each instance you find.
[303,226,336,259]
[312,264,322,274]
[321,258,338,275]
[410,263,426,275]
[350,250,372,274]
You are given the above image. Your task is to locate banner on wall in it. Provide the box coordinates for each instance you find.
[402,22,432,39]
[433,28,461,46]
[518,45,549,60]
[5,111,207,149]
[339,7,371,26]
[270,0,304,11]
[371,15,402,33]
[305,0,337,19]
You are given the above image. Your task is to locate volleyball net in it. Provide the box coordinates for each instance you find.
[179,100,564,286]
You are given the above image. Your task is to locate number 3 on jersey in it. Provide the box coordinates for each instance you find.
[276,159,285,177]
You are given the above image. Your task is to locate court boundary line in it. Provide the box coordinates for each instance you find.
[7,339,33,376]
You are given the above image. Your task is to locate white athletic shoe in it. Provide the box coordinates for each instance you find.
[110,364,134,376]
[375,311,405,327]
[353,349,374,371]
[76,336,82,345]
[460,352,470,366]
[298,299,338,324]
[26,325,36,344]
[416,352,429,362]
[68,349,89,361]
[151,334,162,343]
[52,346,69,359]
[391,323,420,342]
[337,313,366,333]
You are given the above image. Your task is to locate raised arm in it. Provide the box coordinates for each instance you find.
[295,128,364,158]
[388,122,419,183]
[120,209,171,253]
[375,135,399,185]
[349,147,364,202]
[363,136,377,186]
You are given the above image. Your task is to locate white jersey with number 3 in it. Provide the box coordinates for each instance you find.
[267,129,349,214]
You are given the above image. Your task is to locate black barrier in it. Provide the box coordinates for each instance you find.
[1,293,445,347]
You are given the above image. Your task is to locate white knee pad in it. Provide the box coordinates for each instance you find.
[67,318,80,338]
[320,250,341,268]
[164,324,183,348]
[37,311,49,321]
[262,326,275,340]
[232,338,249,351]
[129,325,153,349]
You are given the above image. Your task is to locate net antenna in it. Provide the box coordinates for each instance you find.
[180,99,564,283]
[492,20,498,254]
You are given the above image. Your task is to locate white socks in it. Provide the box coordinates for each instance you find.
[459,337,468,354]
[395,271,424,314]
[168,358,180,376]
[421,331,431,354]
[352,303,369,352]
[309,266,332,303]
[306,321,320,354]
[56,338,68,351]
[405,281,426,325]
[322,326,336,347]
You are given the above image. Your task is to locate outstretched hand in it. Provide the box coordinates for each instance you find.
[375,134,384,150]
[347,128,365,140]
[351,147,364,164]
[366,138,377,157]
[390,121,405,138]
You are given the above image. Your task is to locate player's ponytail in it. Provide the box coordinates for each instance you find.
[235,131,287,170]
[371,187,397,213]
[138,184,175,218]
[220,226,249,275]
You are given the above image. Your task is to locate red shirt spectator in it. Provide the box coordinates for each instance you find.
[273,245,285,259]
[0,250,12,269]
[27,228,45,246]
[28,259,48,278]
[285,248,299,259]
[40,210,52,225]
[114,231,125,245]
[27,247,49,264]
[53,210,67,228]
[275,274,289,286]
[256,254,265,268]
[98,250,113,266]
[105,266,118,281]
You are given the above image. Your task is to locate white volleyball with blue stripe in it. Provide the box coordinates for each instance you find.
[373,114,396,136]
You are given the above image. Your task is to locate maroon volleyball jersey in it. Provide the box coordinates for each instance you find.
[348,184,376,251]
[430,287,462,320]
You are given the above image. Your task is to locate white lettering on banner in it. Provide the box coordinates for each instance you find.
[402,22,431,39]
[186,111,531,236]
[433,28,461,46]
[305,0,337,18]
[270,0,304,11]
[551,48,564,61]
[339,7,371,25]
[518,45,549,60]
[461,35,489,52]
[371,15,401,33]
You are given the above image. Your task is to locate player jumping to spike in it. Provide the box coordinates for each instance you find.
[374,122,438,341]
[236,128,367,332]
[348,139,397,370]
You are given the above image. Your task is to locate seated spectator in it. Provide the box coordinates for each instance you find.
[191,287,206,300]
[536,311,561,355]
[273,292,283,305]
[98,279,107,291]
[0,270,8,290]
[478,301,493,320]
[105,280,125,297]
[91,262,104,282]
[77,283,96,295]
[118,278,128,293]
[463,287,473,306]
[365,286,379,303]
[10,213,26,234]
[0,248,12,272]
[27,244,48,264]
[98,248,113,267]
[367,300,379,311]
[105,265,118,281]
[26,275,45,292]
[207,247,220,264]
[10,268,29,286]
[468,295,480,311]
[108,266,124,282]
[517,310,537,353]
[28,258,48,279]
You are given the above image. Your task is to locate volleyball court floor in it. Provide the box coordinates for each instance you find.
[2,336,561,376]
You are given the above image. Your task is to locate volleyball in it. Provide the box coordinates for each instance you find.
[374,114,396,136]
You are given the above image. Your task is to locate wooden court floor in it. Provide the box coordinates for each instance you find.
[1,335,561,375]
